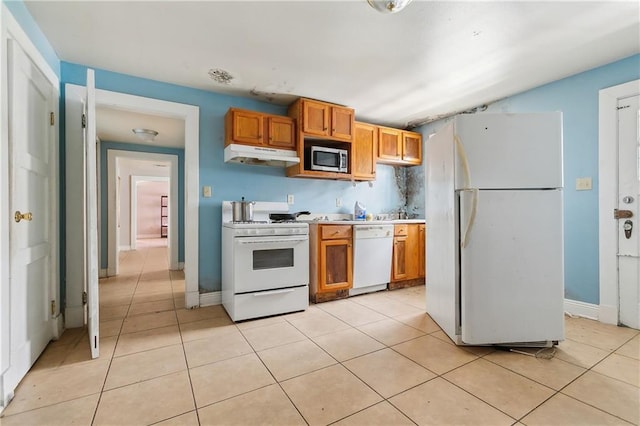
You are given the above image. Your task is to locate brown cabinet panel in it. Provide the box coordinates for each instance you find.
[230,109,264,146]
[319,238,352,292]
[393,235,408,281]
[419,224,426,278]
[268,116,295,149]
[353,122,377,181]
[302,99,329,136]
[392,224,423,283]
[378,126,402,161]
[332,106,354,141]
[402,131,422,165]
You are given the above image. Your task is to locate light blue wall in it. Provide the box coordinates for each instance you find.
[61,62,405,292]
[410,54,640,305]
[99,142,185,267]
[2,1,59,76]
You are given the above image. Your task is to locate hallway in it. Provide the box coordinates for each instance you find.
[0,242,638,425]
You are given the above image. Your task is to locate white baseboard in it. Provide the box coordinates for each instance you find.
[118,245,131,251]
[65,305,85,328]
[185,290,200,309]
[52,314,64,339]
[99,269,108,278]
[170,261,184,271]
[598,304,618,325]
[138,234,160,239]
[199,291,222,307]
[564,298,599,320]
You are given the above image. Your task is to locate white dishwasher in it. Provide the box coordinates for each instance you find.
[350,224,394,296]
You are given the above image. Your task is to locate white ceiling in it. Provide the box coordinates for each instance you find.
[96,106,185,148]
[26,1,639,128]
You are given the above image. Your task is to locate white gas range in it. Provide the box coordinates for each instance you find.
[221,201,309,321]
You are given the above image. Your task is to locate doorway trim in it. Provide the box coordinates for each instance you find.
[65,86,200,313]
[598,79,640,325]
[130,175,171,251]
[106,152,177,273]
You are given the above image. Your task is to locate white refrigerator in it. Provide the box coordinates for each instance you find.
[425,112,565,346]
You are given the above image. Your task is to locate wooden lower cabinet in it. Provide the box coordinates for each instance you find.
[390,223,426,289]
[309,224,353,303]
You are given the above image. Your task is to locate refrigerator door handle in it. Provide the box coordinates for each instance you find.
[454,134,472,188]
[461,188,479,248]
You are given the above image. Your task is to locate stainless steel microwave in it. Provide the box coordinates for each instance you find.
[307,146,348,173]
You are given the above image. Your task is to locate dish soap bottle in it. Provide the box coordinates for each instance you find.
[354,201,366,221]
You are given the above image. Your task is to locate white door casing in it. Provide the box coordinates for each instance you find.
[65,86,199,312]
[617,95,639,329]
[599,79,640,326]
[4,38,56,402]
[85,69,99,358]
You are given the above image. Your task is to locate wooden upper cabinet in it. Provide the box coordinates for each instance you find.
[402,131,422,165]
[295,98,354,142]
[331,106,354,141]
[352,122,377,181]
[302,100,329,137]
[377,127,423,166]
[225,108,295,150]
[228,109,264,146]
[378,126,402,162]
[267,116,295,149]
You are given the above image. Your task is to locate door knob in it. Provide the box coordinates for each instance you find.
[623,220,633,239]
[14,211,33,223]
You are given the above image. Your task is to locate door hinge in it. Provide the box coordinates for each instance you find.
[82,291,87,304]
[617,105,630,110]
[50,112,55,126]
[82,114,87,128]
[50,300,56,316]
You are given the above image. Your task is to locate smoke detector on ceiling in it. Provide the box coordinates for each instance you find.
[208,68,234,84]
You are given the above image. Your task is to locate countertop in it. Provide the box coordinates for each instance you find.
[303,219,425,225]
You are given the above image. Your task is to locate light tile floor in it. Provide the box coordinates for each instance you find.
[1,242,639,425]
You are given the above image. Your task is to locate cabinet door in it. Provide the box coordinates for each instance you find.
[419,224,426,278]
[232,109,264,145]
[319,238,352,292]
[378,127,402,161]
[392,235,408,281]
[353,122,377,180]
[402,131,422,165]
[302,99,329,137]
[267,116,295,149]
[331,106,354,142]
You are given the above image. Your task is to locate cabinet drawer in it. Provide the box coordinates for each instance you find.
[394,224,408,236]
[321,225,352,240]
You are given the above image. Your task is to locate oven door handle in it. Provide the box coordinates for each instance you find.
[236,236,308,245]
[253,288,296,296]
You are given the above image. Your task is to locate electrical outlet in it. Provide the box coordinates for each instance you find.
[287,194,294,204]
[575,177,592,191]
[336,197,342,207]
[203,185,212,198]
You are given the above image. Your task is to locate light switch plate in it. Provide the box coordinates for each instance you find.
[287,194,294,204]
[203,185,212,197]
[576,177,592,191]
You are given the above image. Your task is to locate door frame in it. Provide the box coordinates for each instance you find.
[65,87,199,328]
[0,4,61,410]
[598,79,640,325]
[130,175,171,250]
[107,155,175,266]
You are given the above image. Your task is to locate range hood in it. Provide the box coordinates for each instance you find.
[224,144,300,167]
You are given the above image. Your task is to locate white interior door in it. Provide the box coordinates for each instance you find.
[85,69,99,358]
[617,95,640,329]
[6,39,55,390]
